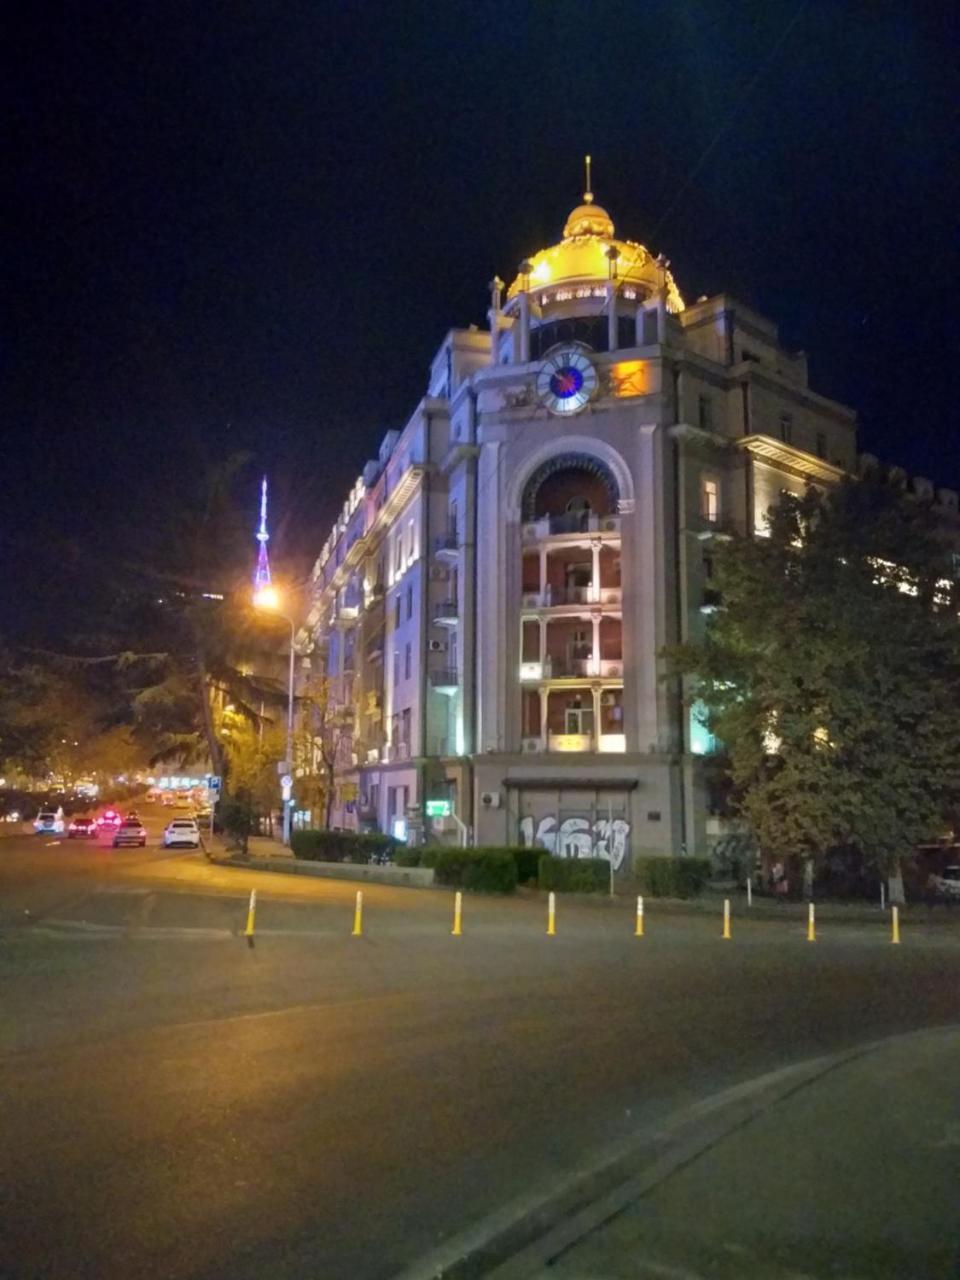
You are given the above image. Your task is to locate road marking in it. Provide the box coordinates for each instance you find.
[45,840,62,846]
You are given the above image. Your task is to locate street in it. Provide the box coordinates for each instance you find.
[2,805,959,1279]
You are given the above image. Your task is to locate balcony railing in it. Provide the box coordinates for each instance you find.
[434,533,459,560]
[521,657,624,680]
[429,668,459,693]
[548,732,594,752]
[522,513,621,541]
[521,584,623,609]
[433,600,459,626]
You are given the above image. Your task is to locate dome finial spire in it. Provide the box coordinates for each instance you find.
[583,154,594,205]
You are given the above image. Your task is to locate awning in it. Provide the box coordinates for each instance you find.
[502,777,639,790]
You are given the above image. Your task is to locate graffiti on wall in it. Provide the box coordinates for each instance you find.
[519,815,630,870]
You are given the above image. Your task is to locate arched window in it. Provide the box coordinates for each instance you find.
[521,452,619,524]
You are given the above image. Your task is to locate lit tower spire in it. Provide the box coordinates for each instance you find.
[253,475,272,590]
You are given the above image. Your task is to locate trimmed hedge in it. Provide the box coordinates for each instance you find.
[510,846,542,886]
[538,855,610,894]
[634,856,712,898]
[392,848,422,867]
[291,829,398,863]
[431,847,518,894]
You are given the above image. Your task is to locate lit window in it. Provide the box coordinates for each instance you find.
[700,477,719,523]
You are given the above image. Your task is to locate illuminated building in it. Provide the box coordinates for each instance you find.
[305,167,907,863]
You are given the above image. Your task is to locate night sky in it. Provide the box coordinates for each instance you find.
[6,1,959,640]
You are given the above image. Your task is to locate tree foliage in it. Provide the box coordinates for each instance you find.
[674,474,960,888]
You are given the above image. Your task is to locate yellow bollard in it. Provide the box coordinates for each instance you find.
[806,902,816,943]
[891,904,900,946]
[547,890,556,936]
[351,889,363,937]
[635,895,645,937]
[244,888,257,948]
[722,897,731,940]
[451,890,463,936]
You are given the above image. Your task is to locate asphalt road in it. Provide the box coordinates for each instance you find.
[2,808,959,1279]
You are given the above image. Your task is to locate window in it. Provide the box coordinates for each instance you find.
[401,708,412,745]
[407,519,415,560]
[779,413,793,444]
[394,595,401,629]
[393,651,400,688]
[404,643,412,680]
[815,431,827,459]
[698,395,713,431]
[448,502,458,541]
[641,307,659,345]
[406,583,413,620]
[395,538,403,574]
[700,476,719,523]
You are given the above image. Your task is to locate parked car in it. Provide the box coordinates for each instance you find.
[112,819,147,848]
[67,817,98,839]
[929,866,960,901]
[163,818,201,849]
[34,811,65,835]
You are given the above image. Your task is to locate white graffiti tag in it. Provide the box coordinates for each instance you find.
[519,815,630,871]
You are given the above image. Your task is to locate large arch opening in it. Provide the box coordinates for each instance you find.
[521,452,619,527]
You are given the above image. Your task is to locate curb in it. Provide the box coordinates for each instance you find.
[390,1024,959,1280]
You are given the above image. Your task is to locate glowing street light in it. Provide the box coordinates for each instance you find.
[252,585,296,846]
[252,584,280,612]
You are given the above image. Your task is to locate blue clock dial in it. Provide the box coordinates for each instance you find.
[536,346,598,415]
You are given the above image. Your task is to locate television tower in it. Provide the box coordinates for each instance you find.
[253,475,272,590]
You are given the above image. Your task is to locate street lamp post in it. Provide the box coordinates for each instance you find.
[253,586,297,846]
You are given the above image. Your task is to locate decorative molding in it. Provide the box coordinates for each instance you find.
[737,435,846,484]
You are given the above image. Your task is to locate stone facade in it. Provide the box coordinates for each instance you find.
[305,187,877,870]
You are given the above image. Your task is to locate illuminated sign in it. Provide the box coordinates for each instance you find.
[425,799,451,818]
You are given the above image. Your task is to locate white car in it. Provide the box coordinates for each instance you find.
[929,866,960,900]
[163,818,201,848]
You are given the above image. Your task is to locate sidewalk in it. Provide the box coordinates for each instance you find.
[483,1025,960,1280]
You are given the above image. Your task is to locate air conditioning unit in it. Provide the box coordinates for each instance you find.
[521,737,543,754]
[429,564,449,581]
[480,790,501,808]
[428,639,447,653]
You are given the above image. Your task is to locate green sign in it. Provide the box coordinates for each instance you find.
[425,799,451,818]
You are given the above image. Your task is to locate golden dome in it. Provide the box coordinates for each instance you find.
[563,199,615,239]
[506,196,685,314]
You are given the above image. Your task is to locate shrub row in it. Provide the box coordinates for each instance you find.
[291,829,399,863]
[424,847,519,894]
[634,856,712,898]
[537,855,611,894]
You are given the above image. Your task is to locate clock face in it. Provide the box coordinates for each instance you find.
[536,347,598,415]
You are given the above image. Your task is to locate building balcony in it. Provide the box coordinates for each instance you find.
[521,513,621,543]
[521,585,622,610]
[434,533,459,562]
[433,600,459,627]
[548,732,594,752]
[700,587,722,615]
[519,657,623,681]
[429,668,459,694]
[521,732,626,755]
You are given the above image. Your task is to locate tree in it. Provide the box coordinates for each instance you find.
[218,708,285,854]
[293,672,351,830]
[674,473,960,902]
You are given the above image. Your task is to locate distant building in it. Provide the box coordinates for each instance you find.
[302,178,955,868]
